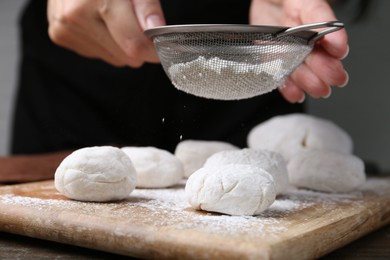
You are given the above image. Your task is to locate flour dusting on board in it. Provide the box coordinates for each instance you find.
[0,178,386,239]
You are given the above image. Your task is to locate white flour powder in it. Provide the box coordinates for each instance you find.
[0,178,382,239]
[167,56,288,100]
[169,57,285,76]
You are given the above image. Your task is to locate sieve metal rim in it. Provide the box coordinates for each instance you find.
[144,21,344,43]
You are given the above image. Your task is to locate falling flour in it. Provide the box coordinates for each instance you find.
[167,56,288,100]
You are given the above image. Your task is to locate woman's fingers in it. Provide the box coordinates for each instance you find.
[320,30,349,60]
[292,0,349,60]
[249,0,350,103]
[101,0,164,66]
[289,62,330,99]
[47,0,165,67]
[306,46,349,87]
[132,0,165,30]
[48,0,129,66]
[280,46,349,103]
[278,77,306,103]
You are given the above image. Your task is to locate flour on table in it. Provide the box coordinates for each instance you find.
[1,178,385,239]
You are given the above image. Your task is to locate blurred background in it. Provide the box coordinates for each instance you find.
[0,1,389,172]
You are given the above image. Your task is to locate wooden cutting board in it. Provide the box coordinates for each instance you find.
[0,177,389,259]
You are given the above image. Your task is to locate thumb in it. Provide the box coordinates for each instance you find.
[132,0,166,30]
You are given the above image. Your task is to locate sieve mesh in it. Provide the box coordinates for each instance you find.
[146,22,343,100]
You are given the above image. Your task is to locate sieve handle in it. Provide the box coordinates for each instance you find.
[277,21,344,43]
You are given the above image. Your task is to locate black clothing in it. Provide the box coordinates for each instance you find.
[11,0,304,154]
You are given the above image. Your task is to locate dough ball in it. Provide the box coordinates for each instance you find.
[174,140,239,178]
[204,148,289,195]
[287,149,366,193]
[121,146,184,188]
[247,113,353,162]
[55,146,137,202]
[185,164,276,216]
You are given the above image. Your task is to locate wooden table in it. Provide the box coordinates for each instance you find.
[0,177,389,259]
[0,224,389,259]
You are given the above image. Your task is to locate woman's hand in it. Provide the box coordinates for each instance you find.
[250,0,349,103]
[47,0,165,67]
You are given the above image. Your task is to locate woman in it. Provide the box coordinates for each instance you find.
[2,0,348,182]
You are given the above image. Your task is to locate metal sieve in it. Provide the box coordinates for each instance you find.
[145,21,344,100]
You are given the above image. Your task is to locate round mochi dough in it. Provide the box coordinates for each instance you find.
[55,146,137,202]
[185,164,276,216]
[247,113,353,162]
[287,149,366,193]
[121,146,184,188]
[204,148,289,195]
[174,140,239,178]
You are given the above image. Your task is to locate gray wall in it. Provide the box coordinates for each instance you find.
[307,0,390,172]
[0,0,26,156]
[0,1,389,171]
